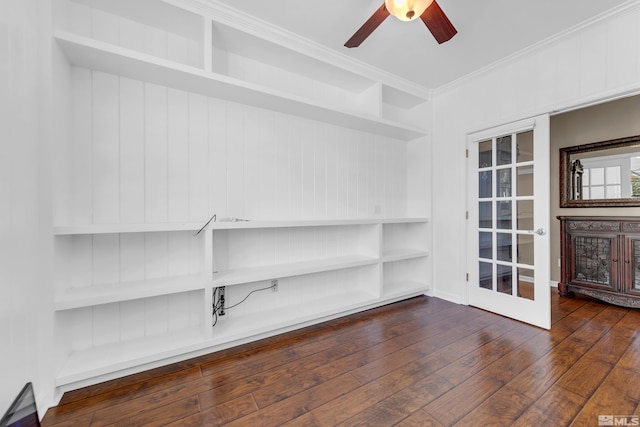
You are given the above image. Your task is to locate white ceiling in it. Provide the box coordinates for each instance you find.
[211,0,631,89]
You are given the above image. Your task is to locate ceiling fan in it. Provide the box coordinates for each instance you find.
[345,0,457,48]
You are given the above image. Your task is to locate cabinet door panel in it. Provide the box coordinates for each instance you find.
[569,233,618,292]
[624,236,640,296]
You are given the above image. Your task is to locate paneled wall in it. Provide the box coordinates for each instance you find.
[60,68,409,226]
[432,3,640,303]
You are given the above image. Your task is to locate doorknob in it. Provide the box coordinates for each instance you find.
[527,228,546,236]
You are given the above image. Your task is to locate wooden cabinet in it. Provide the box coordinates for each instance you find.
[558,216,640,307]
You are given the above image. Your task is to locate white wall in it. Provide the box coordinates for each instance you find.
[431,3,640,303]
[0,0,54,415]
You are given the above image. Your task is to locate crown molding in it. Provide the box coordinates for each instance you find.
[434,0,640,97]
[166,0,432,100]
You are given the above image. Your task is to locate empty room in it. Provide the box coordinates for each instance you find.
[3,0,640,425]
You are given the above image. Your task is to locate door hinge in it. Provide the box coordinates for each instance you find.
[466,211,469,220]
[465,149,469,158]
[466,273,469,282]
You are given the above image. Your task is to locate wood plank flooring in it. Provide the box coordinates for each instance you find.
[43,291,640,426]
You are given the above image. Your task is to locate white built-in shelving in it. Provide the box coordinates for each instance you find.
[52,218,429,389]
[51,0,431,394]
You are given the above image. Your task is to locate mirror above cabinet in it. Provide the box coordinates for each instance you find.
[560,135,640,207]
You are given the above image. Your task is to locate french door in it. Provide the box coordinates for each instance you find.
[467,115,550,329]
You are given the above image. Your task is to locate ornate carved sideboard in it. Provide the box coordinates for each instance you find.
[558,216,640,308]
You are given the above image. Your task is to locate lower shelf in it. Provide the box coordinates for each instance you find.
[54,288,426,391]
[56,326,205,387]
[383,281,429,299]
[209,290,379,343]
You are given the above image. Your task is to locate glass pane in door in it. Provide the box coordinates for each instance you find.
[479,140,492,168]
[517,268,535,300]
[497,136,512,165]
[516,131,534,163]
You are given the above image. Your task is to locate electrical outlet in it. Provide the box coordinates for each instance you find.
[219,286,226,316]
[271,279,278,292]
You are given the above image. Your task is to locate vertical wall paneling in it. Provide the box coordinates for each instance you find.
[259,111,276,218]
[335,128,348,218]
[144,232,169,280]
[167,231,189,277]
[243,106,261,220]
[167,88,189,222]
[144,295,169,337]
[357,133,368,217]
[91,72,120,223]
[189,94,209,222]
[325,126,338,218]
[119,233,145,282]
[92,303,119,347]
[168,292,189,332]
[302,120,315,218]
[120,299,145,342]
[71,67,92,223]
[209,97,228,218]
[69,307,93,352]
[70,235,92,289]
[226,103,244,217]
[289,120,303,218]
[144,83,168,223]
[91,234,119,285]
[346,129,358,217]
[119,77,145,223]
[273,113,290,218]
[314,123,327,218]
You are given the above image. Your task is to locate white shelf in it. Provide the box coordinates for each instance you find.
[54,275,207,311]
[210,217,429,230]
[54,222,204,235]
[383,281,429,299]
[55,290,379,387]
[210,290,380,343]
[55,31,427,141]
[382,249,430,263]
[53,218,429,234]
[55,326,205,387]
[212,255,379,286]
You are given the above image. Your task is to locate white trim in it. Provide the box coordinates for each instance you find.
[436,0,640,95]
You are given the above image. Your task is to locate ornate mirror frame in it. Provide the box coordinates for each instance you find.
[560,134,640,208]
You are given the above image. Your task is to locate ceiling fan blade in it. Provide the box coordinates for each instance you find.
[344,3,390,48]
[420,0,457,44]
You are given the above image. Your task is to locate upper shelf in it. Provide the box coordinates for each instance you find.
[54,222,204,235]
[209,217,430,230]
[53,218,429,234]
[55,31,428,141]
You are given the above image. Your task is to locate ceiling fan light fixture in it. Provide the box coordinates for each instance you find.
[385,0,433,21]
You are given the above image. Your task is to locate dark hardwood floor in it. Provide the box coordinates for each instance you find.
[43,290,640,426]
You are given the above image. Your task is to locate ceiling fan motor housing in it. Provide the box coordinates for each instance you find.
[385,0,433,21]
